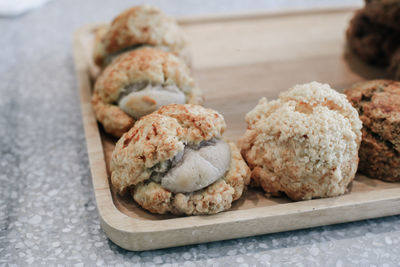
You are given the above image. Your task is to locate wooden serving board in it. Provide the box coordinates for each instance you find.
[73,7,400,251]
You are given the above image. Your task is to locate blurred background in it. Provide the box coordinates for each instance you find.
[1,0,363,17]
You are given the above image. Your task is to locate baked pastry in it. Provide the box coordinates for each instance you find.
[346,10,400,66]
[110,104,251,215]
[388,48,400,80]
[93,5,189,68]
[239,82,362,201]
[345,80,400,181]
[346,3,400,80]
[92,47,203,137]
[364,0,400,31]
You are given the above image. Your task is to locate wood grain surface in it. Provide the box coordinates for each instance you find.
[73,8,399,251]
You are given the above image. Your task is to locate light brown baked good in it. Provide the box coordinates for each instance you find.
[239,82,362,201]
[92,47,203,137]
[93,5,190,68]
[110,104,251,215]
[345,79,400,181]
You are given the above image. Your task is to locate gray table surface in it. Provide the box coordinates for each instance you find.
[2,0,400,266]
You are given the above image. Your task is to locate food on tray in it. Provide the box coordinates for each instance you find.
[345,80,400,182]
[110,104,251,215]
[346,2,400,80]
[93,5,190,68]
[91,47,203,137]
[239,82,362,201]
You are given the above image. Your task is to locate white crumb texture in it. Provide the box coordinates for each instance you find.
[240,81,362,200]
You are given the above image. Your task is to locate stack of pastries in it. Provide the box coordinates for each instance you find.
[91,5,250,215]
[90,5,400,216]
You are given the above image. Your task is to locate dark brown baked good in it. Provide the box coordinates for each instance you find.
[346,10,400,66]
[388,48,400,80]
[345,80,400,181]
[358,128,400,181]
[364,0,400,31]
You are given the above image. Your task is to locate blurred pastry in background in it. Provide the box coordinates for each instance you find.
[346,1,400,80]
[346,10,400,66]
[239,82,362,201]
[93,5,190,68]
[91,47,203,137]
[389,49,400,80]
[345,80,400,182]
[364,0,400,31]
[110,104,251,215]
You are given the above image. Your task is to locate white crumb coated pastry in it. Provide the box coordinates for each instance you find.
[239,82,362,201]
[91,47,203,137]
[110,104,251,215]
[93,5,190,68]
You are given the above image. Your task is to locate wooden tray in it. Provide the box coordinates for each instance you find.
[73,7,400,251]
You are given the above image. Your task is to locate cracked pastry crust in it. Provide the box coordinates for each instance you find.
[133,143,250,215]
[239,82,362,201]
[345,80,400,181]
[93,5,190,68]
[110,104,250,215]
[92,47,203,137]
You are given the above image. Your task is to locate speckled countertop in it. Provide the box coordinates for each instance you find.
[2,0,400,266]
